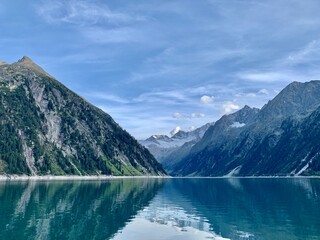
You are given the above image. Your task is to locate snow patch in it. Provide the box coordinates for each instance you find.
[230,122,246,128]
[226,166,241,176]
[296,163,310,176]
[170,126,182,136]
[295,152,318,176]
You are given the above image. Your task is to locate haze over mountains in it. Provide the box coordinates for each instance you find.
[0,57,165,176]
[142,81,320,176]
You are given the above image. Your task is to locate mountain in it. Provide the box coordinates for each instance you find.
[139,123,212,167]
[172,80,320,176]
[0,56,165,176]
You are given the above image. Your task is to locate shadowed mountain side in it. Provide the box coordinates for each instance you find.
[172,81,320,176]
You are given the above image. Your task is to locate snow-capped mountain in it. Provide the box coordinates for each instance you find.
[139,123,212,163]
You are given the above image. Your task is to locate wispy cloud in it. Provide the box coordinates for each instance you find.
[82,27,144,43]
[97,104,177,139]
[237,72,290,83]
[286,40,320,64]
[191,113,206,118]
[37,0,143,26]
[6,0,320,138]
[172,112,184,119]
[237,69,320,85]
[172,112,206,119]
[36,0,148,44]
[85,92,130,104]
[130,65,183,83]
[133,89,193,105]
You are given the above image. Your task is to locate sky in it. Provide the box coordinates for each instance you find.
[1,0,320,139]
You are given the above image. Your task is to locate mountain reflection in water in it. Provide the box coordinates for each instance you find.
[0,179,163,240]
[0,178,320,240]
[113,178,320,240]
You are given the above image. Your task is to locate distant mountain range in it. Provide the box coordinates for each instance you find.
[139,123,212,173]
[142,80,320,176]
[0,56,165,176]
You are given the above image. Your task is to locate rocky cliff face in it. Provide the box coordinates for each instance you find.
[0,57,165,176]
[171,81,320,176]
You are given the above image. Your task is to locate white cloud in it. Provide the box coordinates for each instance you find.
[200,95,215,104]
[191,113,206,118]
[246,93,256,97]
[258,88,269,95]
[170,126,182,136]
[222,101,240,114]
[172,112,184,119]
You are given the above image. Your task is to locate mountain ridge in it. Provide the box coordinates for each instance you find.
[171,80,320,176]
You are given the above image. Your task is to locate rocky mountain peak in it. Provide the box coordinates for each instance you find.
[242,105,254,111]
[216,105,259,128]
[15,56,52,77]
[236,105,259,116]
[172,130,189,139]
[258,80,320,122]
[18,56,34,64]
[147,135,172,142]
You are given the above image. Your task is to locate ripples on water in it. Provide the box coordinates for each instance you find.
[0,178,319,240]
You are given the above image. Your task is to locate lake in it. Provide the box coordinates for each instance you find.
[0,178,319,240]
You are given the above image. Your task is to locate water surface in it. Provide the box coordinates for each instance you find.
[0,178,319,239]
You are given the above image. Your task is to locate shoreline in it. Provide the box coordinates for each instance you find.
[0,175,170,181]
[0,175,319,181]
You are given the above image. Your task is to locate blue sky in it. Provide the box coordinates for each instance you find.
[1,0,320,139]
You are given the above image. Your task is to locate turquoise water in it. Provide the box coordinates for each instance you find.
[0,178,319,240]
